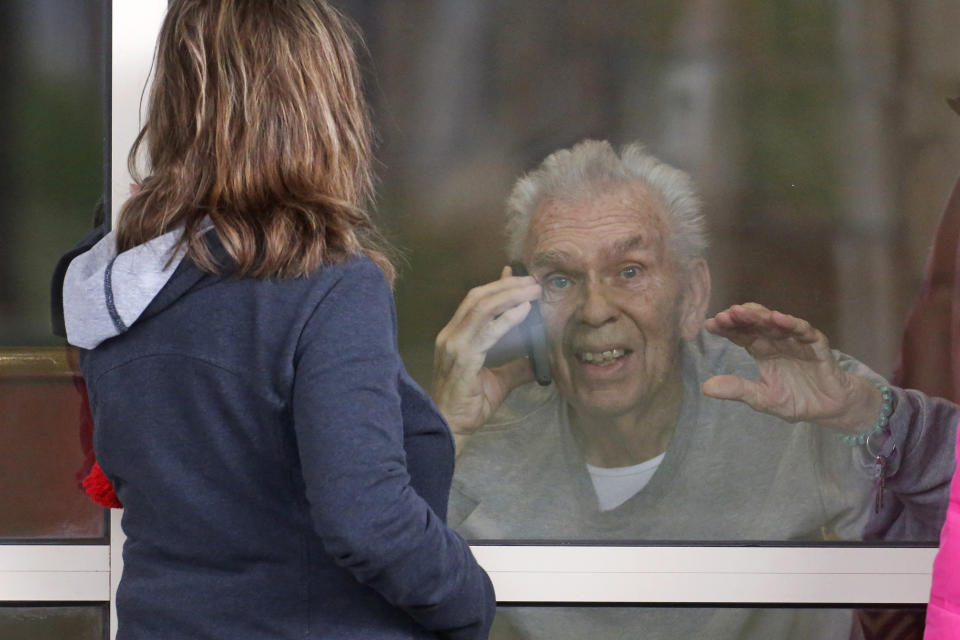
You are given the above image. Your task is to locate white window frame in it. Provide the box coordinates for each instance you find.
[0,2,939,639]
[0,541,937,633]
[472,545,936,604]
[0,542,937,606]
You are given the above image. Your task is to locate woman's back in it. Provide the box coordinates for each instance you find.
[73,239,491,639]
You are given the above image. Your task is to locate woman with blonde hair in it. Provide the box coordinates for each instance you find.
[58,1,495,638]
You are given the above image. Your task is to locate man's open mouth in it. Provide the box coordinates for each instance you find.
[576,348,629,366]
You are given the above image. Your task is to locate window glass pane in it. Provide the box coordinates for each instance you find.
[0,605,106,640]
[0,0,104,345]
[0,1,105,541]
[0,347,106,540]
[334,1,960,545]
[490,606,925,640]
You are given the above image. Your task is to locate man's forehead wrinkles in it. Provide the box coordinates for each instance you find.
[530,249,574,270]
[525,192,669,266]
[531,230,658,264]
[538,202,666,236]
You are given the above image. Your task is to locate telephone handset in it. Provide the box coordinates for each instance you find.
[509,262,552,386]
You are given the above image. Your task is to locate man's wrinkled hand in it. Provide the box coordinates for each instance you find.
[433,266,541,452]
[702,303,881,434]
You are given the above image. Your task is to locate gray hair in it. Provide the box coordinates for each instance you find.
[505,140,707,267]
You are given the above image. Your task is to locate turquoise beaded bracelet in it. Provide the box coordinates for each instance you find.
[836,384,893,446]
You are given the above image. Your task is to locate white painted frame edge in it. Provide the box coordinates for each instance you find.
[0,545,110,601]
[471,545,937,604]
[0,544,935,605]
[111,0,167,223]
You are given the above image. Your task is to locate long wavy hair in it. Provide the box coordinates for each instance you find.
[117,0,394,282]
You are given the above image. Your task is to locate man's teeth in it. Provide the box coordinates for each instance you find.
[579,348,626,365]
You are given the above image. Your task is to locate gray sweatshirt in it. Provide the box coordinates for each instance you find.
[451,332,958,639]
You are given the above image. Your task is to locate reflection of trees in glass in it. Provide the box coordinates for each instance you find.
[336,0,960,386]
[0,1,103,345]
[4,0,953,370]
[721,0,842,358]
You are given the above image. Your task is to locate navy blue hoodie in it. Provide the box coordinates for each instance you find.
[61,228,495,639]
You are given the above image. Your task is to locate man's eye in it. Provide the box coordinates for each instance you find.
[620,266,643,279]
[545,275,571,290]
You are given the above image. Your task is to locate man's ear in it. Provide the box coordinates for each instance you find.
[679,258,711,341]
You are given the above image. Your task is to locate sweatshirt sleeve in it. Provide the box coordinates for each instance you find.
[820,354,958,541]
[290,258,495,639]
[862,387,959,541]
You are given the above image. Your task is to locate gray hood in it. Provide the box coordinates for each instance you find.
[63,227,188,349]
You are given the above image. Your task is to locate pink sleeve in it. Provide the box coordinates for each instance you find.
[924,420,960,640]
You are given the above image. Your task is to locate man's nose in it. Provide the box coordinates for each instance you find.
[576,280,619,326]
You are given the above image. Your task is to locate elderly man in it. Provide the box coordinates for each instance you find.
[433,140,957,639]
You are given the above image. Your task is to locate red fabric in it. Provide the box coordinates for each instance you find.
[893,174,960,400]
[74,367,122,509]
[82,461,123,509]
[924,422,960,640]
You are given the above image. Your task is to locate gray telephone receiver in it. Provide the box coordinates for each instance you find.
[509,262,552,386]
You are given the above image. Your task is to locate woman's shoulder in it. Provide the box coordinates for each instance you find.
[289,254,398,344]
[240,252,391,318]
[295,252,388,294]
[329,252,390,286]
[301,253,393,310]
